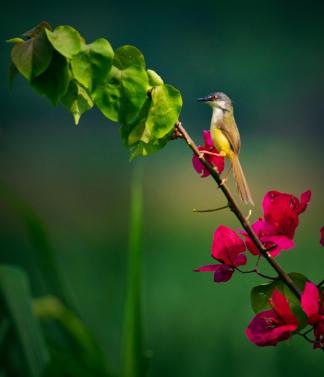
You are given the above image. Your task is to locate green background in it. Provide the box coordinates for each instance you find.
[1,0,324,376]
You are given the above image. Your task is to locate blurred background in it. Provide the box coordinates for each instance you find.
[1,0,324,376]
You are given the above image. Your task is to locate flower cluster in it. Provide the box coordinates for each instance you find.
[192,130,324,350]
[246,281,324,349]
[195,189,311,283]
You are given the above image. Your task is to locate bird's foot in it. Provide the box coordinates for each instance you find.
[199,150,225,158]
[219,177,228,187]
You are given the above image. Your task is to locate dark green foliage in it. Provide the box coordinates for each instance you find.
[10,28,53,81]
[8,22,183,158]
[31,51,70,105]
[0,265,50,377]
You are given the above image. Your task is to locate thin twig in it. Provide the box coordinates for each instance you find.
[175,121,301,299]
[193,205,229,213]
[236,267,276,280]
[297,331,314,344]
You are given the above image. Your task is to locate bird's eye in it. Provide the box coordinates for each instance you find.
[213,95,218,100]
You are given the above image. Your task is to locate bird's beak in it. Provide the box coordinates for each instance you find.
[197,95,212,102]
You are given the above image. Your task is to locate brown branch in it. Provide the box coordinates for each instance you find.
[175,121,301,300]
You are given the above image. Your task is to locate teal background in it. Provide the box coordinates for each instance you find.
[1,0,324,376]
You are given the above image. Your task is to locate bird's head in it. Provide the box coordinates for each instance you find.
[197,92,233,112]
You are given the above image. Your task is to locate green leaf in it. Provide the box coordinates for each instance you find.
[11,30,53,80]
[93,45,149,124]
[121,84,182,158]
[251,281,276,313]
[147,69,164,86]
[61,81,94,125]
[250,272,309,329]
[113,45,145,69]
[0,265,50,377]
[33,296,110,375]
[71,38,114,92]
[45,26,83,58]
[31,51,70,105]
[6,37,24,44]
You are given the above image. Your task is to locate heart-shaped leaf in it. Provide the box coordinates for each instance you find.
[71,38,114,92]
[11,30,53,80]
[93,45,149,124]
[45,26,83,58]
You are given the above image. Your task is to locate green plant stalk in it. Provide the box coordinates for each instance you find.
[122,165,145,377]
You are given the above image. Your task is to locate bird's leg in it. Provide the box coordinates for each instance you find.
[198,150,226,159]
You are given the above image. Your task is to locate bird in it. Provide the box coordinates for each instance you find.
[197,92,254,206]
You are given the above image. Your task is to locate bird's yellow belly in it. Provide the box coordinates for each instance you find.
[211,127,232,158]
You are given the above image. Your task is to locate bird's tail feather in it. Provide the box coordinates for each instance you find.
[231,154,254,206]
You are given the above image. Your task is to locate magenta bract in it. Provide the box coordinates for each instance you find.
[301,282,324,349]
[192,130,224,177]
[320,226,324,247]
[263,190,311,239]
[195,225,246,283]
[243,190,311,257]
[246,290,298,347]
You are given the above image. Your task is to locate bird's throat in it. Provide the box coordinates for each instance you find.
[210,107,224,128]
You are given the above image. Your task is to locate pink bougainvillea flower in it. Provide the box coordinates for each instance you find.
[246,290,298,347]
[242,190,311,258]
[195,225,246,283]
[263,190,311,239]
[320,226,324,247]
[242,219,295,257]
[301,282,324,349]
[192,130,224,177]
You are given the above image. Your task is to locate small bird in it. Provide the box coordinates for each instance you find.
[198,92,254,206]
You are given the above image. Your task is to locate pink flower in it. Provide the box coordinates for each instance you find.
[242,219,295,257]
[192,130,224,177]
[320,226,324,247]
[301,282,324,349]
[195,225,246,283]
[246,290,298,347]
[242,190,311,257]
[263,190,311,239]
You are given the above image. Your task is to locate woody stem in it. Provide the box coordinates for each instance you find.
[175,121,301,300]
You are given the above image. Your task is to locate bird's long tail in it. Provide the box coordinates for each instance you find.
[231,153,254,206]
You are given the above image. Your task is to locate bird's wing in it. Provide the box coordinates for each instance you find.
[219,114,241,154]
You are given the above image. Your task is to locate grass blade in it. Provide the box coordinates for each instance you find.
[0,265,50,377]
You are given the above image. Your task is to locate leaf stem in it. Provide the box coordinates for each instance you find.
[175,121,301,299]
[192,205,229,213]
[236,267,276,281]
